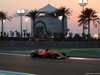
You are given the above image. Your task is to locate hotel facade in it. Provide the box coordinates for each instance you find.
[31,4,67,37]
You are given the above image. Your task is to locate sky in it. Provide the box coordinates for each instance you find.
[0,0,100,36]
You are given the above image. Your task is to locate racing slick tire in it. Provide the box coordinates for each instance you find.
[51,54,57,59]
[31,52,37,58]
[61,52,66,56]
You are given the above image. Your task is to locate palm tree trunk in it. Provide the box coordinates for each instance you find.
[88,22,90,35]
[1,19,4,37]
[62,16,64,39]
[33,19,35,37]
[62,16,64,33]
[87,22,91,39]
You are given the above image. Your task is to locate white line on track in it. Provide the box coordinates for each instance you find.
[68,57,100,60]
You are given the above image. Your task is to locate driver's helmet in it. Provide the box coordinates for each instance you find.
[45,49,48,51]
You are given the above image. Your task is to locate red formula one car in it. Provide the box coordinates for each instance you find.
[31,49,66,59]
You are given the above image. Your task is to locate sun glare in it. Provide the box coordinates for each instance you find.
[93,34,99,38]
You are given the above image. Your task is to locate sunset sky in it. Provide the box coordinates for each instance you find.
[0,0,100,36]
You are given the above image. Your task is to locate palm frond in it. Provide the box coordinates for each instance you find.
[26,10,39,19]
[55,6,72,17]
[78,8,98,28]
[93,20,97,27]
[78,21,83,26]
[0,11,12,21]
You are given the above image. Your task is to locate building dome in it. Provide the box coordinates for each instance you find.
[37,4,57,13]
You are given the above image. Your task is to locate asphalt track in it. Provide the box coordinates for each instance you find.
[0,54,100,75]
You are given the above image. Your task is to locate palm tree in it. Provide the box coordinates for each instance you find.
[0,11,12,37]
[78,8,98,38]
[26,10,39,37]
[55,7,71,38]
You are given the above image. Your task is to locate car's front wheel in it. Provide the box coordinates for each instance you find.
[31,52,36,58]
[51,54,57,59]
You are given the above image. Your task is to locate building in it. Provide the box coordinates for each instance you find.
[31,4,67,37]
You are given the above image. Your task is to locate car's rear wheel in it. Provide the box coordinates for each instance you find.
[51,54,57,59]
[31,52,36,58]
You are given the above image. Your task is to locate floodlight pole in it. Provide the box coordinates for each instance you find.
[25,18,29,33]
[1,19,4,37]
[79,0,88,40]
[17,9,25,38]
[1,19,5,37]
[20,16,22,37]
